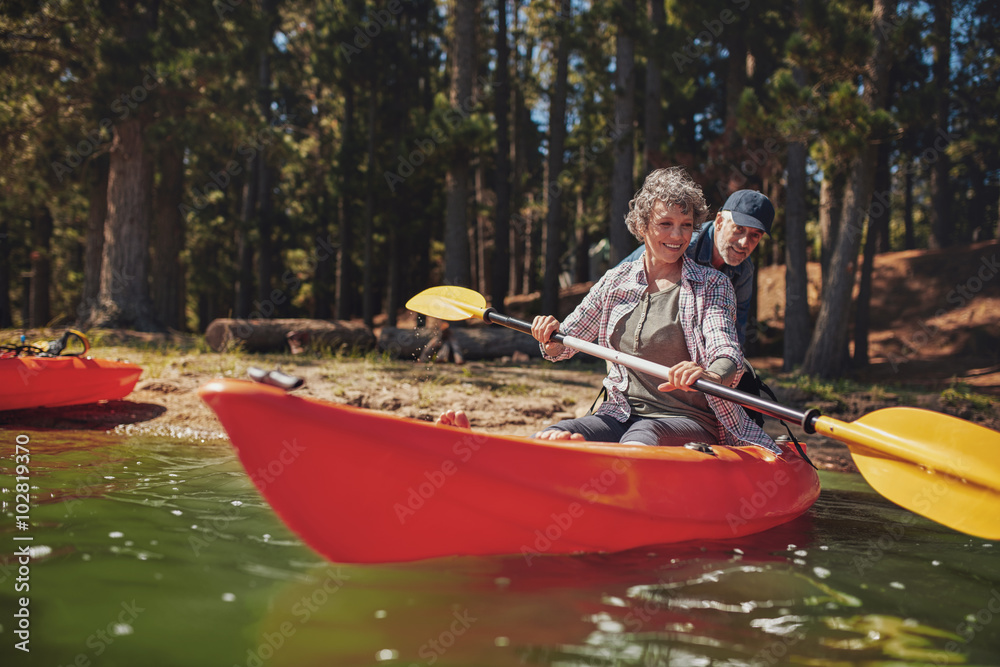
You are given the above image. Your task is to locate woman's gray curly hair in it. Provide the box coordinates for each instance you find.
[625,167,710,241]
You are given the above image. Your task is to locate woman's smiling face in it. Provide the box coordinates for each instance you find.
[643,200,694,266]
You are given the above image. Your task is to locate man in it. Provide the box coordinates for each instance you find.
[621,189,774,348]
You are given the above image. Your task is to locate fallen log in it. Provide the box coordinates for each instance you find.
[204,318,376,353]
[378,325,544,361]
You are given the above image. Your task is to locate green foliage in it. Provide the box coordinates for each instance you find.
[940,382,995,414]
[1,0,998,337]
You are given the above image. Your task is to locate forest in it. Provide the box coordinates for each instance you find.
[1,0,997,378]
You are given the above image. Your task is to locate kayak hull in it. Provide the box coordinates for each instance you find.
[0,356,142,411]
[199,379,821,563]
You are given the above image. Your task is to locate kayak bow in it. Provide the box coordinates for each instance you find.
[0,356,142,411]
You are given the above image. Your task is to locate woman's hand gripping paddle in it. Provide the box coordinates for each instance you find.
[406,285,1000,540]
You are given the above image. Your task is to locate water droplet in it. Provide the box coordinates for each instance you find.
[890,581,905,590]
[28,545,52,559]
[171,510,183,516]
[109,531,124,539]
[375,609,387,619]
[222,593,236,602]
[111,624,133,636]
[375,649,398,661]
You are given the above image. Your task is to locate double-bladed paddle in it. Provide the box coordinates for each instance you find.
[406,285,1000,540]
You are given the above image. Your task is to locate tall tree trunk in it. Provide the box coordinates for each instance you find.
[236,159,258,319]
[783,29,810,369]
[443,0,476,287]
[256,157,274,309]
[818,167,844,286]
[541,0,571,316]
[362,85,377,328]
[722,32,747,150]
[336,84,356,320]
[783,139,810,370]
[474,164,487,294]
[574,163,590,284]
[491,0,511,310]
[86,118,159,330]
[903,158,915,249]
[929,0,952,249]
[255,4,277,310]
[521,195,535,294]
[853,142,891,367]
[81,157,109,320]
[30,207,53,327]
[313,125,333,319]
[802,0,892,378]
[151,141,186,330]
[609,0,636,264]
[643,0,664,173]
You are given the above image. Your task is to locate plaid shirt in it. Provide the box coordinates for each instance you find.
[546,254,780,454]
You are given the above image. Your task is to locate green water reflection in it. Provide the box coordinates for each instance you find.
[1,429,998,666]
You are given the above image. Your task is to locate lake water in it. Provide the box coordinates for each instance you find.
[1,428,998,666]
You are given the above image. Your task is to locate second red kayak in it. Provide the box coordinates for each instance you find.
[0,356,142,411]
[199,379,821,563]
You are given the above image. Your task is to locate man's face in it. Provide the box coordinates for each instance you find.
[714,212,764,266]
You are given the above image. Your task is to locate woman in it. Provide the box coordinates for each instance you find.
[442,167,778,454]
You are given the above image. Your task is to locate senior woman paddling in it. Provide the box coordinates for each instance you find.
[524,167,777,452]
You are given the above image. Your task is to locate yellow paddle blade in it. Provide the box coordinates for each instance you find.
[813,408,1000,539]
[405,286,488,322]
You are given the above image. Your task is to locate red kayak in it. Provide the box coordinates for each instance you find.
[199,379,820,563]
[0,356,142,411]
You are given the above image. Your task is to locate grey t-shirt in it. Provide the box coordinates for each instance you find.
[610,284,738,435]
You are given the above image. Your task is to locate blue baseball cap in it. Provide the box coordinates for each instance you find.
[721,190,774,235]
